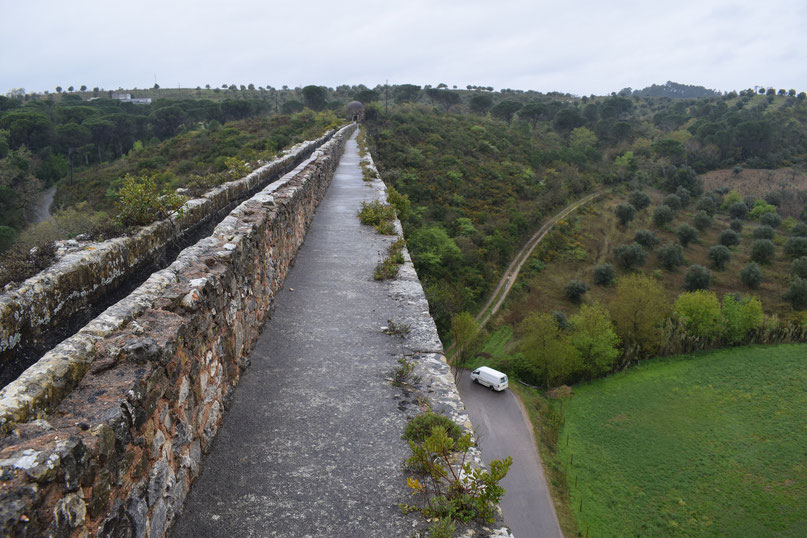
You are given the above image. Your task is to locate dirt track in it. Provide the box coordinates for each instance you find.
[475,192,601,329]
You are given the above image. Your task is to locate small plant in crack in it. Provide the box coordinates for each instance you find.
[383,319,412,338]
[358,200,396,227]
[374,220,397,235]
[389,357,421,387]
[357,128,369,158]
[374,256,399,280]
[374,238,406,280]
[402,425,512,525]
[357,199,397,234]
[361,162,378,182]
[403,412,463,444]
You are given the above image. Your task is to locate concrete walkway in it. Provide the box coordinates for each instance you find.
[171,132,418,537]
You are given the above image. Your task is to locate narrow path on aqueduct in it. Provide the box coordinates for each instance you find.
[171,131,422,536]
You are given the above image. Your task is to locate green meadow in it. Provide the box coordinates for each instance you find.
[556,344,807,536]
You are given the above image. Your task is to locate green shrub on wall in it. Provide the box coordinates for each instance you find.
[116,173,186,227]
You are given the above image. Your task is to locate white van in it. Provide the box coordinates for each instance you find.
[470,366,509,391]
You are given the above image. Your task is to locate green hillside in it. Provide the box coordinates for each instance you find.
[368,104,604,333]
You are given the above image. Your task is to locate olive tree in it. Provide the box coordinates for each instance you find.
[628,191,651,210]
[564,280,590,303]
[613,242,647,270]
[750,239,775,264]
[615,204,637,226]
[684,264,711,291]
[693,210,712,231]
[784,278,807,310]
[653,205,674,227]
[785,236,807,258]
[593,263,616,286]
[728,202,749,220]
[708,245,731,270]
[753,225,774,240]
[657,242,685,271]
[740,262,762,289]
[676,224,698,247]
[634,229,658,247]
[719,229,740,247]
[791,256,807,278]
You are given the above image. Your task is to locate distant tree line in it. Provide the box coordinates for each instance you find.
[620,81,722,99]
[0,84,370,242]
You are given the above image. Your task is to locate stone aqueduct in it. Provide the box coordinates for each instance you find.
[0,124,501,536]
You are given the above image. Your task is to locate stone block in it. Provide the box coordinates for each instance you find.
[146,458,174,508]
[52,493,86,532]
[88,469,111,517]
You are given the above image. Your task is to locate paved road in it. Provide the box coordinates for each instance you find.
[457,372,562,538]
[29,185,56,225]
[171,131,418,537]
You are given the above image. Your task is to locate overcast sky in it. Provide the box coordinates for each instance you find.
[2,0,805,96]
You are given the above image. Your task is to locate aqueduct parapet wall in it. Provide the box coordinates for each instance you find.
[0,124,355,536]
[0,129,334,378]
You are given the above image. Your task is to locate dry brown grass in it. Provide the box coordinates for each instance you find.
[501,187,800,330]
[701,168,807,218]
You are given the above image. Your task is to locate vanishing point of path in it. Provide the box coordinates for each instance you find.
[171,132,419,537]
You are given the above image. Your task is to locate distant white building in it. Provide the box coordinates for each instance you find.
[110,92,151,105]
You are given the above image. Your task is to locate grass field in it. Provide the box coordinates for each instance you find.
[551,344,807,536]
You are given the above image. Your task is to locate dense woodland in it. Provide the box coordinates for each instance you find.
[365,85,807,340]
[4,82,807,343]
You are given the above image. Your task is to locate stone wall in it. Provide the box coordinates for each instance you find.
[0,124,356,537]
[0,130,334,373]
[359,147,512,538]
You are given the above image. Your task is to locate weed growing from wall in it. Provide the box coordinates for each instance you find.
[402,424,512,525]
[374,238,405,280]
[224,156,252,178]
[389,357,420,387]
[383,319,412,337]
[358,200,397,233]
[361,163,378,182]
[386,185,411,221]
[404,412,463,443]
[374,221,396,235]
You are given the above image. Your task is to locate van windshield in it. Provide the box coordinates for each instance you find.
[500,376,507,382]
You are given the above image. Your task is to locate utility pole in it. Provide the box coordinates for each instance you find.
[385,79,388,114]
